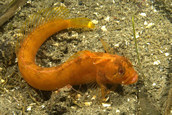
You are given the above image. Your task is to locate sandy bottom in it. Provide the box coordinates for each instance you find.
[0,0,171,115]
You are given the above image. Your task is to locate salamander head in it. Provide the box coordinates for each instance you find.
[97,55,138,85]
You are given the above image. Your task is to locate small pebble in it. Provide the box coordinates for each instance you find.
[41,105,45,108]
[102,103,111,107]
[146,23,155,28]
[0,67,2,72]
[75,94,82,100]
[101,26,107,32]
[114,44,119,47]
[27,106,32,111]
[136,32,139,38]
[92,20,98,24]
[71,32,78,38]
[152,83,156,86]
[0,79,5,84]
[153,9,157,12]
[139,13,146,17]
[116,109,120,113]
[52,43,59,47]
[144,21,148,25]
[27,0,32,4]
[91,95,96,100]
[159,50,163,53]
[104,16,110,22]
[93,12,98,16]
[164,53,169,56]
[153,60,160,65]
[127,98,130,102]
[84,102,92,106]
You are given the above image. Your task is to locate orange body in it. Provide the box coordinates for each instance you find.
[18,11,138,96]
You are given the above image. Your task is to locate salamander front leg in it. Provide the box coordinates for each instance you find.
[96,71,109,101]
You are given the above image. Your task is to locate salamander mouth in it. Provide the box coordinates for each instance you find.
[122,72,138,85]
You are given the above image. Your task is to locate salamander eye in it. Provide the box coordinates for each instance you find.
[118,67,125,75]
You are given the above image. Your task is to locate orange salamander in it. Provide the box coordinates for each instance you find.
[17,7,138,97]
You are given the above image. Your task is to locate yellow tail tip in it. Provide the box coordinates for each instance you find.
[69,17,95,29]
[87,21,95,29]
